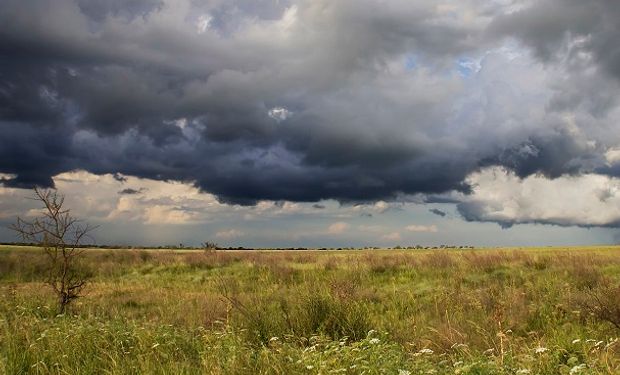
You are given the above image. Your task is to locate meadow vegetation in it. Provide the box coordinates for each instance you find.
[1,245,619,374]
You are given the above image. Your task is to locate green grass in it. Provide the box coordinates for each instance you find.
[1,246,619,374]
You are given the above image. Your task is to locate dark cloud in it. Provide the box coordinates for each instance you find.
[118,188,145,195]
[0,121,75,188]
[76,0,164,22]
[457,201,514,229]
[1,0,619,210]
[423,195,462,204]
[489,0,620,81]
[479,134,601,179]
[113,173,127,183]
[429,208,446,217]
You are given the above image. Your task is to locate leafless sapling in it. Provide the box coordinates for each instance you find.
[11,187,97,314]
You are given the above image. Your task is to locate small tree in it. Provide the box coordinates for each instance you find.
[11,187,97,314]
[202,241,218,252]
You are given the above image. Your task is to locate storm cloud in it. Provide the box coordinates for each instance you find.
[2,0,620,228]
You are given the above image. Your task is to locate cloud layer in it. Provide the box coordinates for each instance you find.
[2,0,620,228]
[458,167,620,228]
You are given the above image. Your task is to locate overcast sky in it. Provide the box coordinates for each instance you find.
[2,0,620,247]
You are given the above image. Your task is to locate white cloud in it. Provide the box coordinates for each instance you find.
[328,221,349,234]
[196,14,212,34]
[143,205,197,225]
[215,229,245,240]
[39,170,224,225]
[373,201,390,213]
[268,107,293,122]
[277,5,298,31]
[2,171,378,229]
[0,173,17,180]
[459,167,620,227]
[351,200,399,215]
[173,118,188,129]
[381,232,401,241]
[405,224,438,232]
[605,147,620,164]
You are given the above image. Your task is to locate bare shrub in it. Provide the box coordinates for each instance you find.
[202,241,218,252]
[11,188,97,314]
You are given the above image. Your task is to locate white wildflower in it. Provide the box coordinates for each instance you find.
[369,338,380,344]
[569,364,587,374]
[534,346,548,354]
[398,370,411,375]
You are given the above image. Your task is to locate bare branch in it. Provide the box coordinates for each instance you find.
[10,187,97,314]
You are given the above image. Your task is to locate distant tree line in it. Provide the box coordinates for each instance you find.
[2,241,476,251]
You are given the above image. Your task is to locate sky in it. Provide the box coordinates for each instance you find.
[2,0,620,248]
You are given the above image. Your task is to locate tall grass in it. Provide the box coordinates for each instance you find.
[1,246,619,374]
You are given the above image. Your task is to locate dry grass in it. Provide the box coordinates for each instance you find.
[1,245,620,374]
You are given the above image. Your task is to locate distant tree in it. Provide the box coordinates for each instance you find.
[202,241,218,252]
[11,188,97,314]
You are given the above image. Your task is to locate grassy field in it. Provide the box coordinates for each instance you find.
[1,245,619,374]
